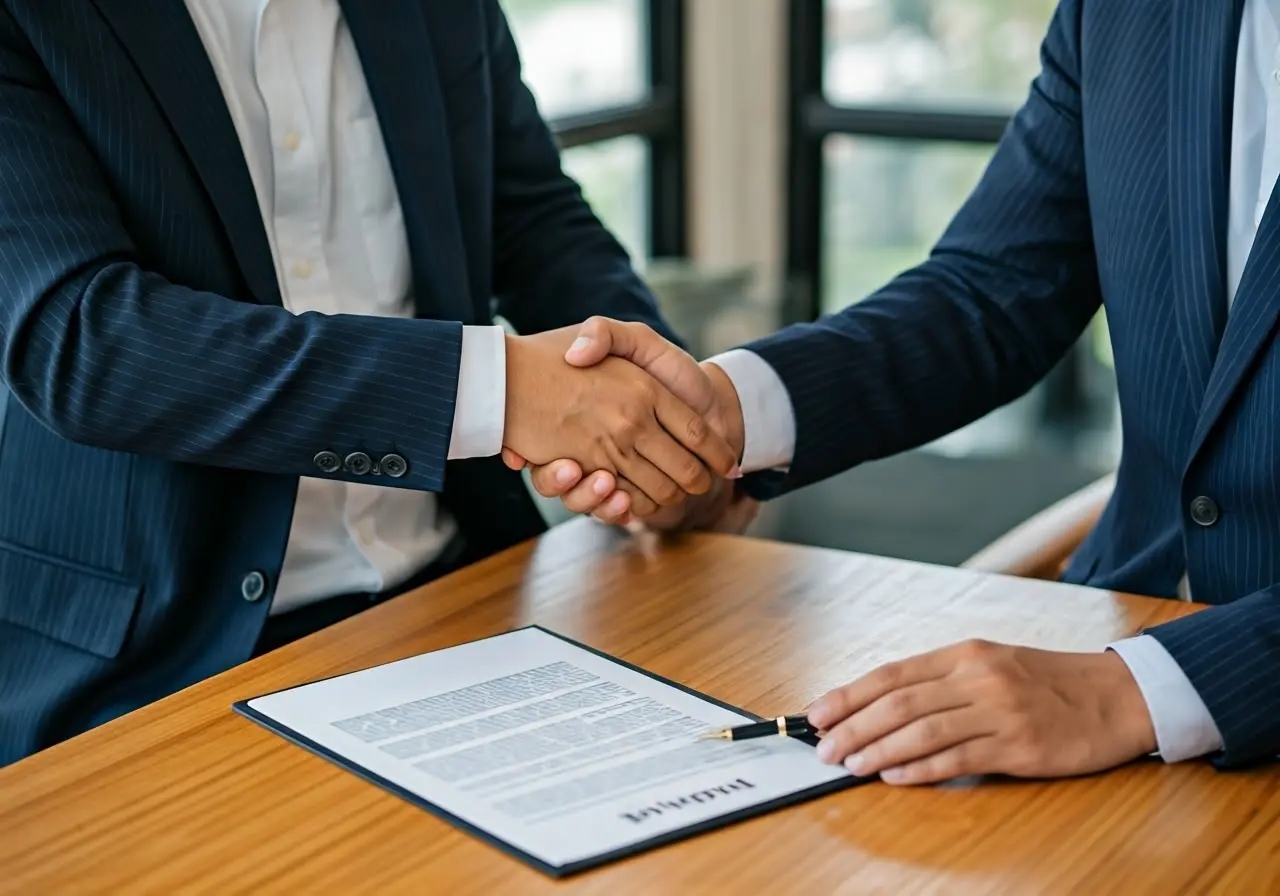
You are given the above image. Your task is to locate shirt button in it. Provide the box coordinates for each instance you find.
[344,452,374,476]
[1272,69,1280,85]
[292,259,314,279]
[1189,496,1220,527]
[313,450,341,474]
[241,570,268,603]
[282,130,301,151]
[380,453,408,478]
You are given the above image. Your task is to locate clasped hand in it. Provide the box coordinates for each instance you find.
[502,322,747,524]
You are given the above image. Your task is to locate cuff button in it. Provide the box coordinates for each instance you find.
[313,451,341,474]
[381,453,408,478]
[344,452,373,476]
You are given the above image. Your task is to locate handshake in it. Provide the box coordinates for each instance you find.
[500,317,758,533]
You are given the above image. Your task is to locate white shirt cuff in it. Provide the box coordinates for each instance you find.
[704,348,796,473]
[1107,635,1224,763]
[447,325,505,460]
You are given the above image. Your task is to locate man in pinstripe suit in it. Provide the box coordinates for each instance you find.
[522,0,1280,781]
[0,1,741,766]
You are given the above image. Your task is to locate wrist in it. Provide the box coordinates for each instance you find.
[1097,651,1159,756]
[702,361,745,463]
[502,332,528,450]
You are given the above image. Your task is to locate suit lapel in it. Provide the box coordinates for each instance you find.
[1167,0,1246,406]
[1186,0,1280,463]
[1190,180,1280,460]
[89,0,281,307]
[339,0,474,323]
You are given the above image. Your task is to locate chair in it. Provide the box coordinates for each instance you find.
[961,473,1116,580]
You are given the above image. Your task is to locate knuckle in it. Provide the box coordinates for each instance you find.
[630,493,658,517]
[917,715,946,745]
[678,456,709,492]
[632,374,659,404]
[614,412,644,442]
[957,638,994,661]
[874,663,904,691]
[654,478,683,506]
[683,414,710,447]
[884,690,915,720]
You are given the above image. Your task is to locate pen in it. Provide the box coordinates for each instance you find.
[698,715,816,741]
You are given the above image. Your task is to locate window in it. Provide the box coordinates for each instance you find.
[824,0,1058,110]
[789,0,1115,456]
[502,0,648,119]
[502,0,684,261]
[822,136,992,314]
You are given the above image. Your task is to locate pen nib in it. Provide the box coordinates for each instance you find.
[697,729,731,740]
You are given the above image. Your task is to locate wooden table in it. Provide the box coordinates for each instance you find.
[2,521,1278,894]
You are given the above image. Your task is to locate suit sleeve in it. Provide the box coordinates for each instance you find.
[481,0,679,345]
[740,0,1101,498]
[0,9,460,492]
[1144,589,1280,767]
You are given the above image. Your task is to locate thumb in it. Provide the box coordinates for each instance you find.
[563,316,620,367]
[565,317,716,417]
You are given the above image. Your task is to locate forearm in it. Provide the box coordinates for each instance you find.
[5,261,462,491]
[742,256,1099,493]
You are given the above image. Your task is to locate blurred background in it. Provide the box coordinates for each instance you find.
[505,0,1120,565]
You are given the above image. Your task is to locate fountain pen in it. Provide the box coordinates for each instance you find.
[698,715,816,741]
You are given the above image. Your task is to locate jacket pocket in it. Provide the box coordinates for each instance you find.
[0,539,142,659]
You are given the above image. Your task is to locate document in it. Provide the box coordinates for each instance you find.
[236,627,857,876]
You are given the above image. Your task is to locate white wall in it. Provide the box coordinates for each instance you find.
[685,0,787,307]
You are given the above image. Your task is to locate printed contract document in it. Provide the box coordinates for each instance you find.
[236,627,857,876]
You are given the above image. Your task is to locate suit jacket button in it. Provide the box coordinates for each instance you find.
[381,453,408,478]
[344,452,373,475]
[313,451,341,474]
[241,570,268,603]
[1190,496,1219,527]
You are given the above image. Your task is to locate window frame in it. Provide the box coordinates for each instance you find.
[786,0,1088,421]
[544,0,686,258]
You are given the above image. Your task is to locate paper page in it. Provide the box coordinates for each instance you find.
[246,628,851,870]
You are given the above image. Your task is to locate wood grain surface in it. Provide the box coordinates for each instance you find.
[1,519,1276,894]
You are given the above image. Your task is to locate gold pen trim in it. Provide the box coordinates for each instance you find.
[777,715,787,737]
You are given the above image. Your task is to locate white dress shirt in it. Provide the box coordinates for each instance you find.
[709,0,1280,763]
[184,0,506,615]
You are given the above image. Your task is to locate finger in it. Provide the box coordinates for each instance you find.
[608,459,676,511]
[501,448,528,471]
[652,387,737,479]
[807,652,955,731]
[878,736,1000,786]
[844,708,993,780]
[560,471,618,514]
[813,681,971,766]
[564,317,617,367]
[643,478,731,534]
[527,460,585,498]
[634,428,713,497]
[591,488,634,525]
[567,318,718,419]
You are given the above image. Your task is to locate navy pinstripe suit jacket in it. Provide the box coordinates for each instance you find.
[745,0,1280,767]
[0,0,675,766]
